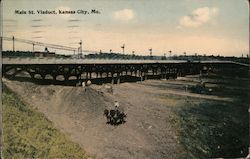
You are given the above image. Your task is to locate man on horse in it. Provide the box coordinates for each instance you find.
[104,101,126,125]
[114,101,119,112]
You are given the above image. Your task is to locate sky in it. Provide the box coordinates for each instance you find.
[2,0,249,57]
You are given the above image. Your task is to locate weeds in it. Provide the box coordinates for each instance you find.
[2,85,89,158]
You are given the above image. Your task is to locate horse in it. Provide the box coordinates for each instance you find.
[103,109,127,125]
[109,109,117,125]
[118,112,127,123]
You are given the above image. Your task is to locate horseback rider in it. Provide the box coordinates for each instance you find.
[104,100,126,125]
[114,101,120,114]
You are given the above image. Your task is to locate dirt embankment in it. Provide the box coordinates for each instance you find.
[3,78,187,159]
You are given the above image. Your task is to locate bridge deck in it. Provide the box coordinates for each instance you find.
[3,57,247,66]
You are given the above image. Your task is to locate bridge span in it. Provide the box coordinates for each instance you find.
[2,57,245,65]
[2,57,249,85]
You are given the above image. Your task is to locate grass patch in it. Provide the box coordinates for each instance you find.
[176,74,249,158]
[178,100,248,158]
[2,85,89,159]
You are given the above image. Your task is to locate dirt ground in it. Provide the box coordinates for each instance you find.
[2,75,248,158]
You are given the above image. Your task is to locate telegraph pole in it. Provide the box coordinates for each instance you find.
[149,48,152,56]
[169,50,172,58]
[12,36,15,52]
[79,40,82,58]
[121,44,125,54]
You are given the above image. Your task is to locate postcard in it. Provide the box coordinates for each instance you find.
[0,0,249,158]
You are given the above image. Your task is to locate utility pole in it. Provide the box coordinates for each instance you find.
[121,44,125,54]
[12,36,15,52]
[32,43,35,52]
[149,48,152,56]
[79,40,82,58]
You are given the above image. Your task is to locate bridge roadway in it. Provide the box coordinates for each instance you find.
[1,57,242,65]
[2,57,249,85]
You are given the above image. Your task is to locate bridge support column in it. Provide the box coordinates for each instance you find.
[52,74,57,81]
[86,72,89,80]
[29,72,35,79]
[140,71,143,81]
[76,74,81,81]
[41,74,46,80]
[65,75,69,81]
[111,73,114,84]
[144,71,148,80]
[160,69,164,79]
[117,73,120,84]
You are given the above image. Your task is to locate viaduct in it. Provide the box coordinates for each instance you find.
[2,57,249,85]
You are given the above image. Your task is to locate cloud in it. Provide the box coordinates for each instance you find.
[32,36,43,39]
[67,25,80,28]
[178,7,219,28]
[3,19,17,22]
[31,25,50,28]
[32,31,45,33]
[113,9,134,21]
[32,19,43,22]
[68,19,80,22]
[68,36,81,39]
